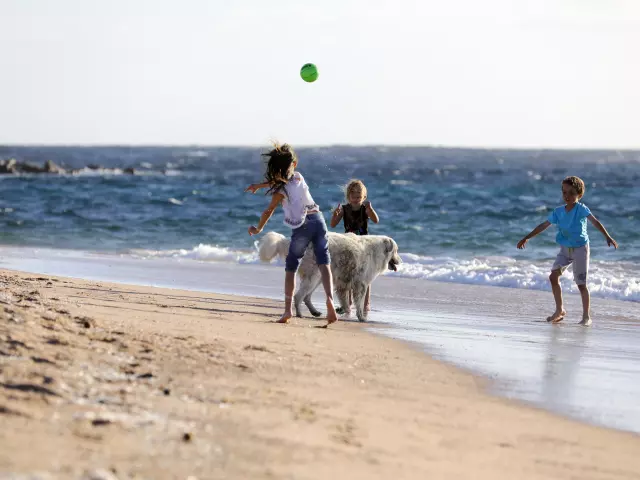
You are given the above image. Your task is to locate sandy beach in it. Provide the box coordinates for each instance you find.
[1,268,639,480]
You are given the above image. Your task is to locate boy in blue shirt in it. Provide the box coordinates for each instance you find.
[517,176,618,326]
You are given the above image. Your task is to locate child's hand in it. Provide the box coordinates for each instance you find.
[333,203,343,216]
[248,226,262,236]
[245,184,260,194]
[517,238,528,249]
[607,236,618,249]
[364,200,373,213]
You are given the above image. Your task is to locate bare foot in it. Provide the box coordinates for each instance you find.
[546,309,566,323]
[276,311,293,324]
[579,316,592,326]
[325,300,338,326]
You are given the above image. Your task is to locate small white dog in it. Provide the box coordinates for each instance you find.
[259,231,401,322]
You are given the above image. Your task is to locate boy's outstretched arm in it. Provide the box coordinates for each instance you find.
[588,215,618,248]
[517,220,551,249]
[248,193,283,236]
[245,181,272,194]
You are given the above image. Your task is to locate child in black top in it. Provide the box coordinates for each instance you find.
[331,179,380,313]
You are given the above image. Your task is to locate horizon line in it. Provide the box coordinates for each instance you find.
[1,142,639,152]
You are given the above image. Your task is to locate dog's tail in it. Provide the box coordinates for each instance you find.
[258,231,290,262]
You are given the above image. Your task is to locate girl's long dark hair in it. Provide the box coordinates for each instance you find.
[262,143,297,196]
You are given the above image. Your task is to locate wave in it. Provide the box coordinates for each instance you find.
[127,245,640,303]
[391,254,640,302]
[128,243,266,265]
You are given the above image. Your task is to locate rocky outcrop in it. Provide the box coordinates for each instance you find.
[0,158,18,174]
[44,159,65,174]
[0,159,136,175]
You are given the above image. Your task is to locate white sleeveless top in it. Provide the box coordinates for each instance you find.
[281,172,319,229]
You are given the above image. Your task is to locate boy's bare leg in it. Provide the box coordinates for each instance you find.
[318,264,338,325]
[364,285,371,313]
[577,284,592,326]
[547,269,567,322]
[278,271,296,323]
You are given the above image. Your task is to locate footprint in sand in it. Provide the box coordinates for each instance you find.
[31,356,57,366]
[75,316,94,328]
[97,337,117,344]
[6,338,31,351]
[0,404,29,417]
[41,311,57,321]
[1,382,60,397]
[243,345,274,353]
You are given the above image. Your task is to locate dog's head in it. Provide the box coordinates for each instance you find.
[384,238,402,272]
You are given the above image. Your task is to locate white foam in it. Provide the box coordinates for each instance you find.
[129,244,261,264]
[388,253,640,302]
[185,150,209,158]
[71,167,125,176]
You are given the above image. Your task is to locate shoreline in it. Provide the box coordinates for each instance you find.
[2,247,640,435]
[0,244,639,305]
[2,248,640,435]
[1,268,640,479]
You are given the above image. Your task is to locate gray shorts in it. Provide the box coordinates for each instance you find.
[552,244,590,285]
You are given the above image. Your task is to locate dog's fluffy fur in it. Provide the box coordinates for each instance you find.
[258,231,401,321]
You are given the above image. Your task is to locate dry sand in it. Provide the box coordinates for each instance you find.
[1,269,639,480]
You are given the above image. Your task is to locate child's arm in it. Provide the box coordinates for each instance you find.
[588,215,618,248]
[517,220,551,249]
[364,200,379,224]
[245,181,272,194]
[330,203,343,228]
[248,193,284,236]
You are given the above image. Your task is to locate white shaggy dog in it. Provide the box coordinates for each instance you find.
[258,231,401,322]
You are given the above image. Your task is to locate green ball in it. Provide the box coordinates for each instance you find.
[300,63,319,83]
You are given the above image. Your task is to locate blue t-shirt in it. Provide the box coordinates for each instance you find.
[547,202,591,247]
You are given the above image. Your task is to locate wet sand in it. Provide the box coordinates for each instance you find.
[1,269,640,479]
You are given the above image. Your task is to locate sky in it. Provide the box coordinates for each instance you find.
[1,0,639,148]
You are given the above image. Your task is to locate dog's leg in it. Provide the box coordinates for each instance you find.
[352,281,368,322]
[336,289,353,315]
[295,270,322,318]
[294,288,304,318]
[294,271,309,317]
[335,284,351,317]
[303,273,323,317]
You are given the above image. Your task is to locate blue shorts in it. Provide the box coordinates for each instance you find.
[285,212,330,272]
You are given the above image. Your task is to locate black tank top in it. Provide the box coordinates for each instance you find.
[342,204,368,235]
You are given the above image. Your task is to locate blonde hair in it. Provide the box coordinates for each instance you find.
[562,176,586,198]
[344,179,367,202]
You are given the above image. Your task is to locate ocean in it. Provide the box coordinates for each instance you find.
[1,145,639,301]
